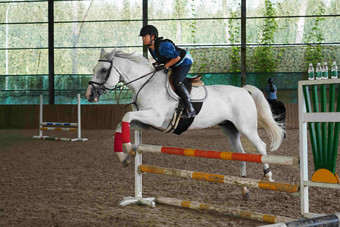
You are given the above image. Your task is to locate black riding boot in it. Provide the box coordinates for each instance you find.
[176,82,197,118]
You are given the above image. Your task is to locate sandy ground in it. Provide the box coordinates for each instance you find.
[1,128,340,227]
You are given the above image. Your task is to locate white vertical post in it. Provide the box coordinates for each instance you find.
[5,6,9,77]
[119,129,155,207]
[77,93,81,139]
[135,130,143,199]
[39,95,43,137]
[299,81,309,217]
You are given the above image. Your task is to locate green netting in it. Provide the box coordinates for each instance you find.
[0,72,306,104]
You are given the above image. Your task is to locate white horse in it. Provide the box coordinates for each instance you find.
[86,49,284,200]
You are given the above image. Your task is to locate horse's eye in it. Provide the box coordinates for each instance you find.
[102,68,107,73]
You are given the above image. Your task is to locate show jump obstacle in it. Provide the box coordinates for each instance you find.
[299,79,340,218]
[33,94,88,142]
[119,79,340,224]
[119,133,297,224]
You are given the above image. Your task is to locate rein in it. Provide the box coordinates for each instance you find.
[89,59,157,109]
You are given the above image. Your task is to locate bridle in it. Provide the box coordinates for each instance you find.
[88,59,121,96]
[88,59,156,109]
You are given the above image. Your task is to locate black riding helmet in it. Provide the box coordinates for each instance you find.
[268,77,273,83]
[139,25,158,38]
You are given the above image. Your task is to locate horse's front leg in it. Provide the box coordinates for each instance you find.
[114,110,164,166]
[113,122,131,167]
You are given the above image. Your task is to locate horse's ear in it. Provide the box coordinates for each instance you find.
[107,49,116,60]
[100,48,106,57]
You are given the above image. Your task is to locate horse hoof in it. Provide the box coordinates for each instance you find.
[265,175,275,182]
[127,145,136,158]
[242,187,250,201]
[242,191,250,201]
[264,168,274,182]
[122,156,131,167]
[265,172,275,182]
[129,149,136,158]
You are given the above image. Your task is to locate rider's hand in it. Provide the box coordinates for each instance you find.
[152,62,159,68]
[155,64,165,71]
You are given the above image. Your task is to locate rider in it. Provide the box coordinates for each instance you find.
[139,25,196,118]
[265,77,277,102]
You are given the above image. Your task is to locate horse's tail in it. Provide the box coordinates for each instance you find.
[243,85,284,151]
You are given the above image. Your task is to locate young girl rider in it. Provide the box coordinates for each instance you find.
[139,25,196,118]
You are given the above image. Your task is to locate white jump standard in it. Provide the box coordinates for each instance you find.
[119,131,156,207]
[33,94,88,142]
[299,79,340,218]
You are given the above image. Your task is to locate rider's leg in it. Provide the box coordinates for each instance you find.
[172,65,196,118]
[176,82,196,118]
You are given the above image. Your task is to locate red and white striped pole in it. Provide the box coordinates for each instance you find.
[138,144,299,166]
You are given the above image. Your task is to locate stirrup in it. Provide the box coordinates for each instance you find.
[188,111,197,118]
[181,109,196,119]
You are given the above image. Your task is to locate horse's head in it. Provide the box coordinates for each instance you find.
[86,49,121,102]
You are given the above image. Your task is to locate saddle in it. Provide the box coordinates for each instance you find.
[164,71,208,135]
[166,71,207,102]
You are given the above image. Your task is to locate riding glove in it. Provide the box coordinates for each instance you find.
[155,64,168,72]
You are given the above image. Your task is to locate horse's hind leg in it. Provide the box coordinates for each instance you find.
[242,129,274,182]
[219,121,249,201]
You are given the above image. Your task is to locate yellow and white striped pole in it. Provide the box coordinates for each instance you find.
[157,196,295,224]
[139,165,299,193]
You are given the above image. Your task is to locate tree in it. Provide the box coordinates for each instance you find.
[304,1,325,64]
[228,10,241,72]
[252,0,279,72]
[295,0,308,43]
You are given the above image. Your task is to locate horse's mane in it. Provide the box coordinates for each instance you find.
[112,49,153,69]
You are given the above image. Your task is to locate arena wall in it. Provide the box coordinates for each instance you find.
[0,104,298,129]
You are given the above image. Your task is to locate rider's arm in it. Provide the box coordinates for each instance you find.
[165,56,181,68]
[159,42,181,68]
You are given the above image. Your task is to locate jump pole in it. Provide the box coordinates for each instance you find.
[138,144,299,166]
[138,165,299,193]
[34,136,73,141]
[33,94,88,142]
[157,196,295,224]
[40,127,77,131]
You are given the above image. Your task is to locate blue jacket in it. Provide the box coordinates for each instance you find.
[265,84,277,100]
[149,38,193,67]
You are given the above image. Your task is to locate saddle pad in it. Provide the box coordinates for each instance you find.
[166,78,207,102]
[173,102,203,135]
[163,101,203,135]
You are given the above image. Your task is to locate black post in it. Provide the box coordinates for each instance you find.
[241,0,246,86]
[48,0,54,104]
[142,0,148,58]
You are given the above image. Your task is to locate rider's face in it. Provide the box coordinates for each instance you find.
[142,34,153,46]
